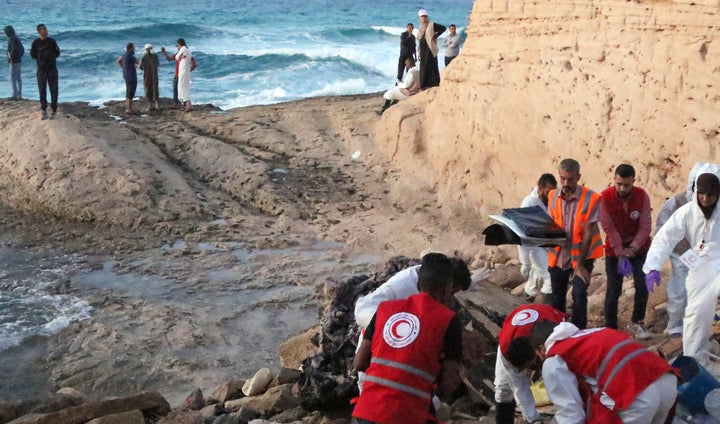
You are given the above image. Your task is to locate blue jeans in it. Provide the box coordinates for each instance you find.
[604,253,648,329]
[10,62,21,99]
[549,260,595,329]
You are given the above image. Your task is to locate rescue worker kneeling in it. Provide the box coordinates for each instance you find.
[351,253,462,424]
[507,320,677,424]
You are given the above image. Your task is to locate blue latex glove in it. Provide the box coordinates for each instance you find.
[618,258,633,277]
[645,270,661,293]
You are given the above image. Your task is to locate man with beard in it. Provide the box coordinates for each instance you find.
[644,169,720,364]
[546,158,604,329]
[517,173,557,303]
[599,164,652,339]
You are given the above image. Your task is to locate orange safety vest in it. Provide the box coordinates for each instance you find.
[547,186,604,268]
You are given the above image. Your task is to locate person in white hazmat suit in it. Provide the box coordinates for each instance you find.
[644,167,720,362]
[517,173,557,303]
[655,162,707,337]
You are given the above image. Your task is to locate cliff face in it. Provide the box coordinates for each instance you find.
[377,0,720,222]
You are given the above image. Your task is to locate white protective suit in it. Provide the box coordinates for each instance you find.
[353,265,421,392]
[517,186,552,297]
[354,264,420,329]
[542,322,677,424]
[655,162,707,335]
[493,347,542,422]
[644,165,720,361]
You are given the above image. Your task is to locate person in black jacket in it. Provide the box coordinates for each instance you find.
[30,23,60,120]
[4,25,24,100]
[397,23,416,83]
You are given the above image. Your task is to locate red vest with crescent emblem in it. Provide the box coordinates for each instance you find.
[600,186,652,257]
[547,327,673,421]
[352,292,455,424]
[498,304,565,357]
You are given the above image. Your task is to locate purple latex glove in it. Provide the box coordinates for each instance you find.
[618,258,633,277]
[645,270,661,293]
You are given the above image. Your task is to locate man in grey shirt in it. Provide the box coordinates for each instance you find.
[442,24,460,66]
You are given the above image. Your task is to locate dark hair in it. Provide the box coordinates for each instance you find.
[449,24,456,29]
[36,23,46,31]
[537,173,557,187]
[615,163,635,179]
[417,253,453,292]
[559,158,580,173]
[529,319,558,349]
[177,38,186,47]
[407,23,414,27]
[506,337,536,369]
[126,43,134,51]
[450,258,471,291]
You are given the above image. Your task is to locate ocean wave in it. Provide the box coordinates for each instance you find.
[57,23,227,48]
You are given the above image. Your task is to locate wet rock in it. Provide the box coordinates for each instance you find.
[227,407,261,423]
[200,403,223,421]
[6,391,170,424]
[242,368,272,397]
[268,405,308,422]
[156,410,203,424]
[272,368,302,387]
[226,384,298,416]
[182,388,205,411]
[211,414,244,424]
[211,379,245,404]
[55,388,89,405]
[15,393,82,416]
[0,399,17,423]
[85,409,144,424]
[279,327,321,369]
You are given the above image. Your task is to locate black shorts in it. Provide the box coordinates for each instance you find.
[125,80,137,99]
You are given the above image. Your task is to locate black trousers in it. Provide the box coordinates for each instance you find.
[37,68,58,112]
[549,259,595,329]
[604,253,648,328]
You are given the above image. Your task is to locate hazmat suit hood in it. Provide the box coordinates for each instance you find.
[544,321,579,351]
[696,173,720,219]
[687,162,708,201]
[3,26,14,37]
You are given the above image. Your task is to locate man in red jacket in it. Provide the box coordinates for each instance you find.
[512,320,677,424]
[599,164,652,339]
[351,253,461,424]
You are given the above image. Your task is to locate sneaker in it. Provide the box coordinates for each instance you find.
[49,111,56,120]
[40,110,48,120]
[627,322,652,340]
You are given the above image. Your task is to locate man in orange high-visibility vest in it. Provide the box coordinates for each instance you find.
[546,158,604,329]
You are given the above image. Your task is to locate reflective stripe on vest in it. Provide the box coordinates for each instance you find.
[364,375,432,400]
[371,357,436,382]
[594,338,649,391]
[548,186,603,268]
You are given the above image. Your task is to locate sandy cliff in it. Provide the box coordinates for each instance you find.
[377,0,720,222]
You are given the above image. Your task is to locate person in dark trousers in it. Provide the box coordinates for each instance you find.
[116,43,137,114]
[599,164,652,339]
[417,9,445,89]
[5,25,24,100]
[30,23,60,120]
[397,23,416,83]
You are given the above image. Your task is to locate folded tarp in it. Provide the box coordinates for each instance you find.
[482,206,566,247]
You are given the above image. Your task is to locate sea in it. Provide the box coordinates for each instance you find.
[0,0,474,398]
[0,0,473,109]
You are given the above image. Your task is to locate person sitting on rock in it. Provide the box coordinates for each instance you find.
[377,58,421,115]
